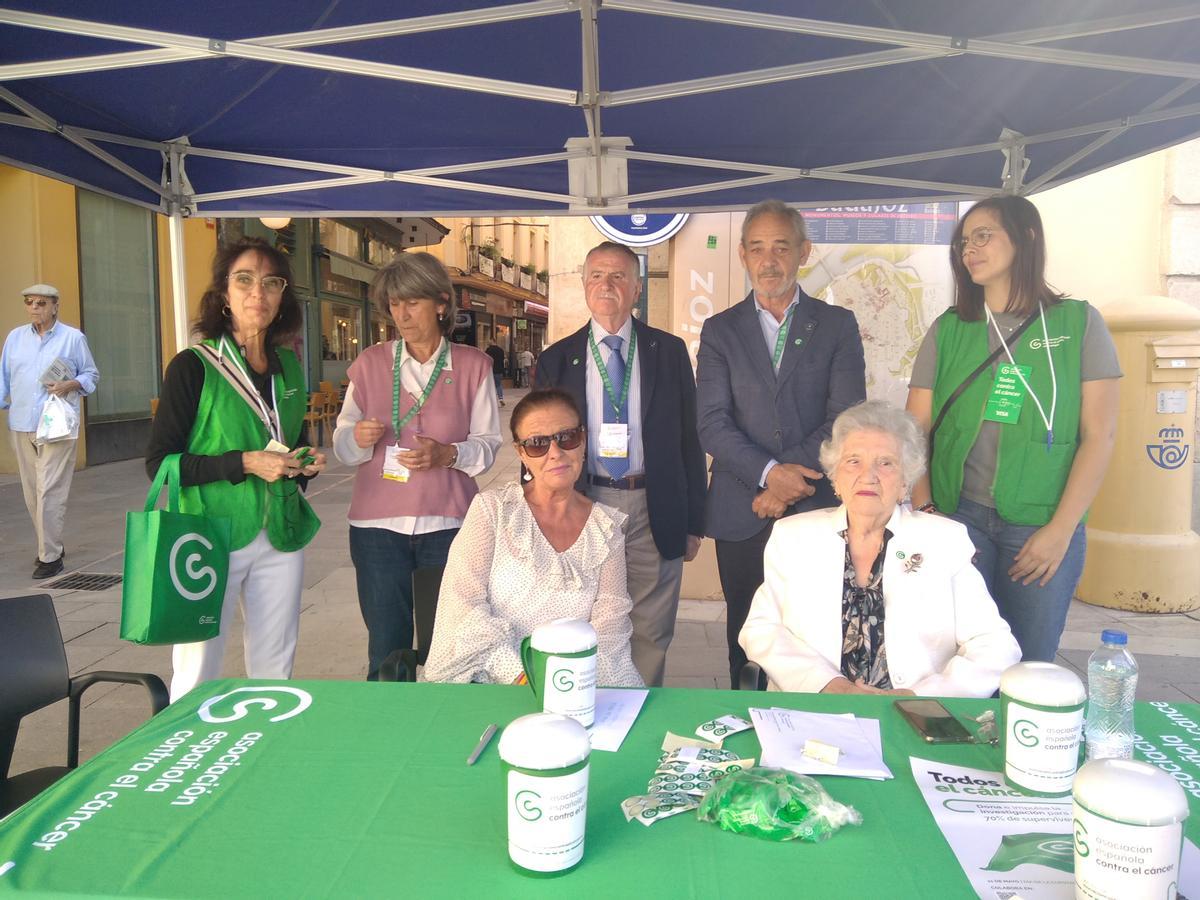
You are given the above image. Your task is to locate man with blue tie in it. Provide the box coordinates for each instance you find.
[535,241,706,686]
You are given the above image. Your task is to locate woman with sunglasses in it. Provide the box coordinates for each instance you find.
[147,237,325,701]
[333,252,500,681]
[423,388,642,686]
[905,196,1120,662]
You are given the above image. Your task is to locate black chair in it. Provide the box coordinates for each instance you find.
[379,565,445,682]
[0,594,169,817]
[737,661,766,691]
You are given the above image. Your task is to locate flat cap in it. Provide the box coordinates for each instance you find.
[21,283,60,299]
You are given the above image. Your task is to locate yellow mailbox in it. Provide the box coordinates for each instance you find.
[1078,295,1200,613]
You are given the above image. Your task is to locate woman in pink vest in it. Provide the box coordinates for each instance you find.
[333,252,501,680]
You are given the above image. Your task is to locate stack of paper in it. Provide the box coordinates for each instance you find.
[749,707,893,780]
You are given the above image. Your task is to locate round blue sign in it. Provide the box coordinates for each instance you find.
[589,213,689,247]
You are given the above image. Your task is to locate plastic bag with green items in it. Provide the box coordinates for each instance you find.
[696,767,862,842]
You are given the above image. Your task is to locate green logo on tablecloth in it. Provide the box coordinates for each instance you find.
[515,790,543,821]
[983,832,1075,873]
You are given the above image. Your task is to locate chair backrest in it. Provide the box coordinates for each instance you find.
[318,380,335,396]
[0,595,70,779]
[411,566,444,667]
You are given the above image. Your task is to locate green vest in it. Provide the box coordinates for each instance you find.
[930,299,1088,526]
[181,339,320,552]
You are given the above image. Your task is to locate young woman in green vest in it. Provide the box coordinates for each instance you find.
[906,196,1120,662]
[147,237,325,701]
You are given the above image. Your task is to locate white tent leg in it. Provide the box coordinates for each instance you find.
[168,211,189,353]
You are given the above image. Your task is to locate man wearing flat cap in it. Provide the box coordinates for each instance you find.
[0,284,99,579]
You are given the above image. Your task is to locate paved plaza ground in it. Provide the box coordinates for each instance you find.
[4,387,1200,777]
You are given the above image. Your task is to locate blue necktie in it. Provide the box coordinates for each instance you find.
[601,334,629,479]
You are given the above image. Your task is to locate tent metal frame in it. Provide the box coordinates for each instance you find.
[2,1,1200,348]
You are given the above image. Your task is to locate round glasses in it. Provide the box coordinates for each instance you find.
[515,426,584,457]
[229,272,288,294]
[952,226,999,254]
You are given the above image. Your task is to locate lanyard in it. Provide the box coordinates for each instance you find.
[392,339,449,437]
[218,336,283,444]
[587,326,637,420]
[986,303,1058,451]
[771,304,796,370]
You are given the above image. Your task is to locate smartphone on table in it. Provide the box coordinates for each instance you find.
[895,698,974,744]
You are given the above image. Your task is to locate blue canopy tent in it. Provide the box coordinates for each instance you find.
[1,0,1199,347]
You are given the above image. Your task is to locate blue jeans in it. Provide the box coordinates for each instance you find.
[493,373,504,400]
[348,526,458,680]
[948,497,1086,663]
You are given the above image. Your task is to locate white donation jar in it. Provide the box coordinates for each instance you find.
[498,712,591,876]
[1073,757,1190,899]
[1000,662,1086,796]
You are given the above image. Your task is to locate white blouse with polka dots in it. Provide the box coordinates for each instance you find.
[422,481,643,687]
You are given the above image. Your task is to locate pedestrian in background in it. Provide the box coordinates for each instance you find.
[0,283,99,580]
[485,341,506,407]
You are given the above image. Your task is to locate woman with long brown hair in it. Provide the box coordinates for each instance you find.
[906,196,1120,662]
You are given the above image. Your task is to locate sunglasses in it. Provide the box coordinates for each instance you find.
[23,298,54,308]
[515,426,584,457]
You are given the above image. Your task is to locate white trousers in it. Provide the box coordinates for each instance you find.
[170,529,305,702]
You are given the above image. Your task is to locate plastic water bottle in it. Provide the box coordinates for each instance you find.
[1084,630,1138,761]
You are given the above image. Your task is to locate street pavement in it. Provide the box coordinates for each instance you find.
[4,386,1200,777]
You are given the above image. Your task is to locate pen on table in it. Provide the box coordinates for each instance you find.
[467,723,499,766]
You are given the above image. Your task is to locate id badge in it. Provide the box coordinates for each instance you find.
[264,438,291,454]
[382,443,411,483]
[598,422,629,459]
[982,363,1030,424]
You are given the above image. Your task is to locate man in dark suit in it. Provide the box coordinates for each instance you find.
[536,241,706,686]
[697,200,866,687]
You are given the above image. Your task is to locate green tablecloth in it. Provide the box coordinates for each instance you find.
[1,680,1197,898]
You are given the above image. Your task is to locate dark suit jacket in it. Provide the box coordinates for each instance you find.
[534,317,706,561]
[696,289,866,542]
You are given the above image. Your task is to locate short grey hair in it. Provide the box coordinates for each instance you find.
[819,400,927,489]
[741,199,808,245]
[370,251,457,336]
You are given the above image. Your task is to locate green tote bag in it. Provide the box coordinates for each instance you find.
[120,453,230,645]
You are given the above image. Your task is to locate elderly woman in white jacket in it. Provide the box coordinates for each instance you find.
[740,401,1020,698]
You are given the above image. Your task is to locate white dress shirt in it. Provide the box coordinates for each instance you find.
[333,338,502,534]
[585,317,644,477]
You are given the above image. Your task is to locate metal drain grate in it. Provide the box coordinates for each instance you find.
[45,572,123,591]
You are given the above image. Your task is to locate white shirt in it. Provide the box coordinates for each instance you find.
[585,318,644,477]
[333,338,502,534]
[421,482,643,687]
[756,287,801,487]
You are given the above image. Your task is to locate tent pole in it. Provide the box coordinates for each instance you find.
[167,146,191,354]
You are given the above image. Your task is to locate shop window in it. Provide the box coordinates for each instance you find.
[76,190,159,420]
[370,309,397,345]
[318,219,363,259]
[321,301,361,361]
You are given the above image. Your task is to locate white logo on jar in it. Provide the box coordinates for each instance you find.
[169,533,218,601]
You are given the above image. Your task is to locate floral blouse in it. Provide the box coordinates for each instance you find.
[839,528,894,689]
[421,481,643,687]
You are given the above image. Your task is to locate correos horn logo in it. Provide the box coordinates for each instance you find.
[551,668,575,692]
[169,533,218,602]
[1013,719,1040,748]
[197,686,313,724]
[514,790,542,821]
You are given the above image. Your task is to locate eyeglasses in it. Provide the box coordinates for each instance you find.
[515,426,584,457]
[228,272,288,294]
[23,298,54,308]
[952,227,999,254]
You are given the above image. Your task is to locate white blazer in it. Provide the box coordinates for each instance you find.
[739,504,1020,698]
